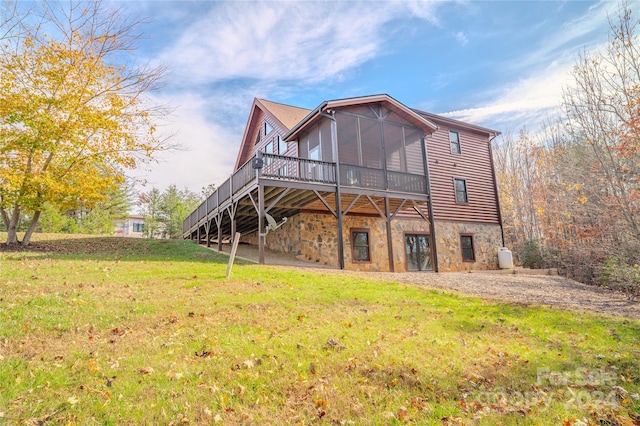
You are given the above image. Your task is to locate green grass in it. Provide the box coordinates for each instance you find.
[1,234,639,425]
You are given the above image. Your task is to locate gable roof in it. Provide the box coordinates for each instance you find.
[283,94,439,141]
[256,99,310,131]
[233,99,311,170]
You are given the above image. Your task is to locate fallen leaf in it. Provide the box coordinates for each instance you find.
[397,407,408,420]
[139,366,154,375]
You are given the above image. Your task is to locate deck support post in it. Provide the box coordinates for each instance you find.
[421,136,439,273]
[329,113,345,269]
[205,220,211,247]
[384,197,395,272]
[216,214,222,252]
[258,184,265,264]
[197,226,201,245]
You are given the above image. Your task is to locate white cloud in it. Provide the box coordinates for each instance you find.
[159,2,386,84]
[405,0,443,26]
[443,60,573,128]
[442,1,619,131]
[506,1,613,72]
[454,31,468,46]
[130,91,241,194]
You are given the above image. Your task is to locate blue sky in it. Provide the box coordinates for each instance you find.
[125,0,627,193]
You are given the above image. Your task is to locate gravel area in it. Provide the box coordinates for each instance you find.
[216,243,640,320]
[362,271,640,320]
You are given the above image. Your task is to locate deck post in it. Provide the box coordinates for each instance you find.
[197,226,201,245]
[329,112,345,269]
[229,202,237,245]
[205,220,211,247]
[216,214,222,252]
[421,136,439,272]
[384,197,395,272]
[258,184,265,264]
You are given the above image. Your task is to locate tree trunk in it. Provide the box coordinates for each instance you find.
[21,210,41,246]
[5,205,21,245]
[0,207,9,229]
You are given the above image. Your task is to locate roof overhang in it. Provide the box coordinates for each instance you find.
[284,94,439,141]
[413,108,501,138]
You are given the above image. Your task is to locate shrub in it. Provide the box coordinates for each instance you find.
[600,256,640,300]
[521,239,545,269]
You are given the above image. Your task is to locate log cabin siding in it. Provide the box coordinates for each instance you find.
[426,124,500,224]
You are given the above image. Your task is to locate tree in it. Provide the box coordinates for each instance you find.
[139,185,201,239]
[0,0,169,245]
[160,185,200,239]
[562,3,640,260]
[201,183,217,200]
[139,188,163,239]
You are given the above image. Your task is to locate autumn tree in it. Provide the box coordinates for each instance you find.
[0,0,168,245]
[562,3,640,261]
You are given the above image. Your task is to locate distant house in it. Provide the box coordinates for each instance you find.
[115,215,145,238]
[183,94,502,272]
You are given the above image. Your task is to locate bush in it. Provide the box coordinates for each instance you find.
[521,239,545,269]
[600,256,640,300]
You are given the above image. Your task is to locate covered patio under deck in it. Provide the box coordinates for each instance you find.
[183,152,438,272]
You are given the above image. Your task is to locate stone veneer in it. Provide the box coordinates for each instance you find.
[433,221,502,272]
[242,212,502,272]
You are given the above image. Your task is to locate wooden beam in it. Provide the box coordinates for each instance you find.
[365,195,385,219]
[341,194,361,216]
[331,116,345,270]
[266,187,291,213]
[313,190,336,217]
[411,200,430,223]
[390,199,408,220]
[385,197,395,272]
[216,213,222,252]
[258,184,265,264]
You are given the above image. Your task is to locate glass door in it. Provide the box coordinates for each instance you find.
[405,234,432,271]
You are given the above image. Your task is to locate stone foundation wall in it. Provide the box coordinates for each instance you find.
[242,212,502,272]
[434,221,502,272]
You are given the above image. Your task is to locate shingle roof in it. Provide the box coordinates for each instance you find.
[257,98,311,131]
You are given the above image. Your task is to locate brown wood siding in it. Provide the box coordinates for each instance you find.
[238,113,292,167]
[426,123,500,224]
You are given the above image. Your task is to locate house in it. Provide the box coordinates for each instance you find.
[183,94,503,272]
[115,215,145,238]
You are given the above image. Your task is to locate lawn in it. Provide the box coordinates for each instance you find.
[0,234,639,425]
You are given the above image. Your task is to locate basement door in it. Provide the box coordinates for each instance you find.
[405,234,433,271]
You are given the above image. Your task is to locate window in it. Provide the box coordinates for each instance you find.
[133,223,144,233]
[278,136,287,154]
[454,178,468,203]
[450,131,461,154]
[461,235,475,262]
[255,130,261,145]
[351,229,371,262]
[265,122,273,135]
[264,141,273,154]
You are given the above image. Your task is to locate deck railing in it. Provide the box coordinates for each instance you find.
[261,153,337,184]
[340,164,427,193]
[183,154,426,236]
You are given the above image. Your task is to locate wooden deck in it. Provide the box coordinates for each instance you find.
[182,153,435,270]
